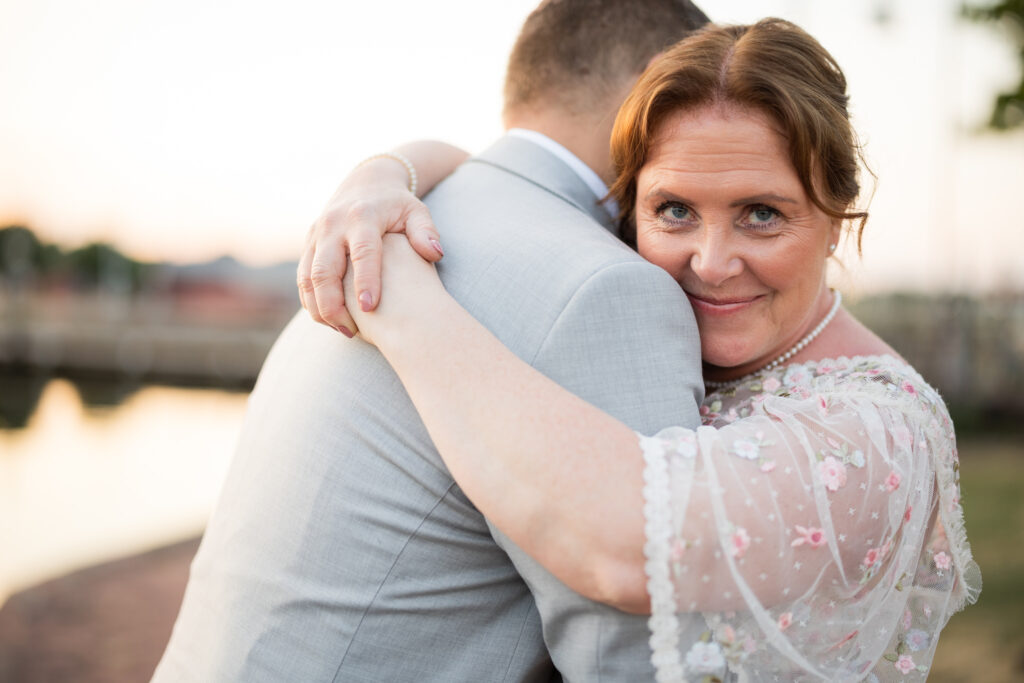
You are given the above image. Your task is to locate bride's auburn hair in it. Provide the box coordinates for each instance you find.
[609,18,870,249]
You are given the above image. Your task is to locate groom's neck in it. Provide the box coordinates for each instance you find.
[504,106,617,186]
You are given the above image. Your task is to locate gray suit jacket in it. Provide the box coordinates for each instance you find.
[153,135,703,682]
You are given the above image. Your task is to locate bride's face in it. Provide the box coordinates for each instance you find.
[634,104,840,377]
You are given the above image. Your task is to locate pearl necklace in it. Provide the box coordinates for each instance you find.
[704,290,843,390]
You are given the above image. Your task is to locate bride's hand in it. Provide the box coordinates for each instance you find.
[297,159,443,337]
[344,234,449,349]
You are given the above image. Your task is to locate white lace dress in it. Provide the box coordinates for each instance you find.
[640,355,981,682]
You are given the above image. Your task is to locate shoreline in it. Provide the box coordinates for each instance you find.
[0,537,201,683]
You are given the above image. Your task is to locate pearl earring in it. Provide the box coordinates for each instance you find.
[828,243,837,253]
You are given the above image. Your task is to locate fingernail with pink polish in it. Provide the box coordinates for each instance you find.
[359,291,373,312]
[430,238,444,257]
[335,325,354,338]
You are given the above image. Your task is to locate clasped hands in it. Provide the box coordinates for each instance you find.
[297,166,446,340]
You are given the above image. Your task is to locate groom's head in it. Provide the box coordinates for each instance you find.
[502,0,709,180]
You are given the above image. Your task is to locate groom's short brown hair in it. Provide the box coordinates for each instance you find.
[504,0,710,117]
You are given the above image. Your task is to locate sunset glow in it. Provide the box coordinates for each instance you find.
[1,0,1020,291]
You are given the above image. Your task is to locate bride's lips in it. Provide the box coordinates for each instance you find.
[685,292,764,316]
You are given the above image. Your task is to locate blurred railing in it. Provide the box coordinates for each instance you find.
[2,285,1022,428]
[0,289,295,388]
[848,293,1024,429]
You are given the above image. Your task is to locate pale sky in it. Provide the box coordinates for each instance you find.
[1,0,1021,292]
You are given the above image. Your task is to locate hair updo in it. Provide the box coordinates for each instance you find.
[609,18,870,249]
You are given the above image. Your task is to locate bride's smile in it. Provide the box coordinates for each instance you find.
[683,292,764,314]
[634,104,841,378]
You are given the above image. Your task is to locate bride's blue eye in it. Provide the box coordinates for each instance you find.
[656,202,694,224]
[742,205,782,231]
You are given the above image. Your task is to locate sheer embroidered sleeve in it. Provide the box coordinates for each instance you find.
[640,356,980,682]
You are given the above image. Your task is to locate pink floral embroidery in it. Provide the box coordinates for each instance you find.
[818,456,848,491]
[731,527,751,558]
[685,642,725,674]
[665,433,698,459]
[895,654,916,674]
[791,525,827,548]
[732,439,760,460]
[783,366,810,387]
[699,403,720,425]
[672,354,960,678]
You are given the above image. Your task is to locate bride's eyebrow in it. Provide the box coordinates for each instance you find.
[643,188,694,204]
[729,193,798,207]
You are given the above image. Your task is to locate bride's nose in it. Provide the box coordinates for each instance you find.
[689,229,743,286]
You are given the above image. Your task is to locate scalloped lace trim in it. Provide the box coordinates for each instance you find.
[640,434,685,682]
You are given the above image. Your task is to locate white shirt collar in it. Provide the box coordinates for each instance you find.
[506,128,619,220]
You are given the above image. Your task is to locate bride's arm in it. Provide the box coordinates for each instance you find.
[354,238,916,618]
[298,140,469,334]
[354,237,650,611]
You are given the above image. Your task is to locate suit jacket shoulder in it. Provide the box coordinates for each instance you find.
[422,135,704,680]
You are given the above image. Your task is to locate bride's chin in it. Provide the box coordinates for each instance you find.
[700,342,754,372]
[701,343,771,383]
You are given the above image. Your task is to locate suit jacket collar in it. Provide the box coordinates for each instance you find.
[467,134,620,237]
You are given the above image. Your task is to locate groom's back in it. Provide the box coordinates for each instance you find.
[155,1,711,679]
[154,136,702,683]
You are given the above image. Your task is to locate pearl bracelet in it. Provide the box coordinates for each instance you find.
[358,152,418,197]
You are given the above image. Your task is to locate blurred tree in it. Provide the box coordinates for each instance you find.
[1,226,41,278]
[963,0,1024,129]
[0,226,60,287]
[66,242,149,292]
[0,225,150,291]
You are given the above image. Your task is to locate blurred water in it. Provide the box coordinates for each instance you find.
[0,375,246,604]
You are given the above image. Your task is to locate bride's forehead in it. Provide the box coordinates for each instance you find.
[647,107,789,163]
[639,131,801,199]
